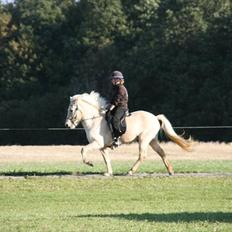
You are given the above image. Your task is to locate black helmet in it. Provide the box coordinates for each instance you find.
[111,71,124,80]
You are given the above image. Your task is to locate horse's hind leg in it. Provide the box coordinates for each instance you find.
[150,138,174,175]
[128,139,149,175]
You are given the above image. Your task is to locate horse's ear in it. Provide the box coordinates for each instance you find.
[70,96,72,101]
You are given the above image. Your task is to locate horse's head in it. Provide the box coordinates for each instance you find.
[65,92,107,129]
[65,96,82,129]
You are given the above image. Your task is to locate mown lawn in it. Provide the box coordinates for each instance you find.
[0,161,231,232]
[0,160,232,176]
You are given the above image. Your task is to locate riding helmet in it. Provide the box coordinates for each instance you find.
[111,71,124,79]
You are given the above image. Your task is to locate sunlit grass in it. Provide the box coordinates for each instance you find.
[0,160,231,176]
[0,177,231,232]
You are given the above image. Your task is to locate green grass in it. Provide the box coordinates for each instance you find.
[0,161,231,231]
[0,161,232,232]
[0,160,231,176]
[0,177,231,232]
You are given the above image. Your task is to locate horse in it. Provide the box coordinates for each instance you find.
[65,91,192,176]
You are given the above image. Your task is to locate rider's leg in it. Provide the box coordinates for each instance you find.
[112,107,126,146]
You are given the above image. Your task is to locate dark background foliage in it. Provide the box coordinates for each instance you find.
[0,0,231,142]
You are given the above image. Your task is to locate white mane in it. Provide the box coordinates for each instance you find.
[72,91,107,109]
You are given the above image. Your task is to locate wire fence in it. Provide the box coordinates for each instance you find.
[0,126,232,131]
[0,128,83,131]
[0,126,231,145]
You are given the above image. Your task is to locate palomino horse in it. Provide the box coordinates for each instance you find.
[65,91,191,176]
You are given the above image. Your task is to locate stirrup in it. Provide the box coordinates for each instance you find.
[111,138,120,149]
[113,140,119,147]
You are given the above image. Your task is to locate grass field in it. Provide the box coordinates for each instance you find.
[0,143,231,231]
[0,176,231,232]
[0,160,232,176]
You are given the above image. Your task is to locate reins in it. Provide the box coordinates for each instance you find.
[78,98,105,122]
[81,115,103,122]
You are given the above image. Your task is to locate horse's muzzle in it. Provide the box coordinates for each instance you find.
[65,119,76,129]
[65,120,71,128]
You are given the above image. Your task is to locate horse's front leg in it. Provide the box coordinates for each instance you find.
[81,141,101,167]
[100,148,113,176]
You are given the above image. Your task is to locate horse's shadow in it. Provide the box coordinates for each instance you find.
[77,212,232,223]
[0,171,127,177]
[0,171,73,177]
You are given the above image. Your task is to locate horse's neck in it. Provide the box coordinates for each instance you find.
[82,105,100,120]
[80,105,101,127]
[79,96,106,130]
[81,113,104,131]
[81,120,92,131]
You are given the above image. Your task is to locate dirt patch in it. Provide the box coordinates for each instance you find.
[0,142,231,163]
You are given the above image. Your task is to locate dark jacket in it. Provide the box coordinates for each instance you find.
[110,84,128,110]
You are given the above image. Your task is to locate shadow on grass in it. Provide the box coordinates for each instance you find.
[0,171,230,177]
[77,212,232,223]
[0,171,113,177]
[0,171,73,176]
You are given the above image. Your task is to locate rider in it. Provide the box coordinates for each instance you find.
[106,71,129,147]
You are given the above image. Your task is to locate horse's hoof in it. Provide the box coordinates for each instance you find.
[128,170,133,176]
[104,173,112,177]
[168,165,174,176]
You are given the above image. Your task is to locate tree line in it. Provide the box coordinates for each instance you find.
[0,0,231,133]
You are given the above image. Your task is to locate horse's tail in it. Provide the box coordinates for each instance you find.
[156,114,192,151]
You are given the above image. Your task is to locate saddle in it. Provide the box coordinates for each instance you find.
[105,111,130,137]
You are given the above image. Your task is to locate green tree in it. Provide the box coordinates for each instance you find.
[70,0,129,96]
[0,0,231,138]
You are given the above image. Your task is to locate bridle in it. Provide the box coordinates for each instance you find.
[70,98,104,124]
